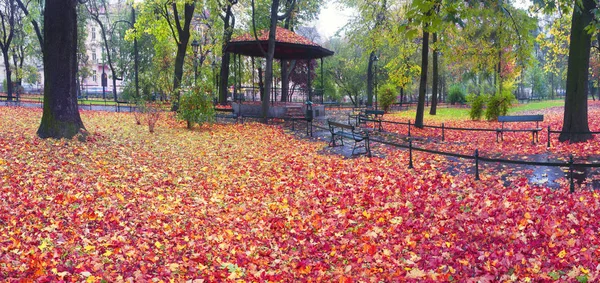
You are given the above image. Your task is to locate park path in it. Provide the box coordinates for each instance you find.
[289,106,600,191]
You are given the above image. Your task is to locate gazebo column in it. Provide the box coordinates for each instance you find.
[307,59,312,102]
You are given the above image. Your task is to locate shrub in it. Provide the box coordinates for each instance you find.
[467,93,486,120]
[134,100,147,125]
[146,104,161,133]
[378,83,397,113]
[448,84,466,105]
[485,89,515,121]
[177,84,215,129]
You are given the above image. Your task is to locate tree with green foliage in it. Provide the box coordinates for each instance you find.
[537,13,570,98]
[15,0,43,54]
[324,37,366,106]
[136,0,195,110]
[339,0,390,107]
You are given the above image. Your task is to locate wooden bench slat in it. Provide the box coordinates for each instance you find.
[498,115,543,122]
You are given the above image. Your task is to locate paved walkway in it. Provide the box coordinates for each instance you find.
[287,108,600,191]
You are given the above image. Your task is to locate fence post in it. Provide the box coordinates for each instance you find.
[547,126,551,148]
[474,149,480,180]
[408,120,411,137]
[408,139,414,169]
[569,154,574,193]
[292,119,295,131]
[442,123,445,142]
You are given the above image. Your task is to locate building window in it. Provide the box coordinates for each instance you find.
[91,27,96,41]
[92,52,97,63]
[93,70,97,82]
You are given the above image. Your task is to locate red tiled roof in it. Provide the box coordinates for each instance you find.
[230,26,320,47]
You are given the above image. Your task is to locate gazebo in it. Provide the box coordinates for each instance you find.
[224,27,334,118]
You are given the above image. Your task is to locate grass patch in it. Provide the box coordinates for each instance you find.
[509,99,564,114]
[390,100,564,122]
[391,106,471,121]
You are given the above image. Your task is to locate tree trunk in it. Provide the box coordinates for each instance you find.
[429,32,438,115]
[559,0,594,143]
[366,51,375,107]
[172,39,188,109]
[170,2,195,111]
[2,51,12,101]
[280,15,292,102]
[415,29,429,128]
[400,87,404,106]
[262,0,280,121]
[219,5,234,104]
[37,0,85,139]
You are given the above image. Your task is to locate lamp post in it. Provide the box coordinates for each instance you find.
[113,6,139,99]
[191,39,200,86]
[212,60,217,100]
[373,55,379,110]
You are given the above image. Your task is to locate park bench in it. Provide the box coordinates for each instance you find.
[496,114,543,144]
[360,109,384,131]
[348,109,363,126]
[215,108,239,122]
[0,95,19,102]
[328,120,371,156]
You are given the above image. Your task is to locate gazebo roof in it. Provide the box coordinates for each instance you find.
[225,27,334,60]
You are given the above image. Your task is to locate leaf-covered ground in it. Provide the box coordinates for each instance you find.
[1,106,600,282]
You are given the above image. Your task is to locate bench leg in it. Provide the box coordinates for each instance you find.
[365,138,371,157]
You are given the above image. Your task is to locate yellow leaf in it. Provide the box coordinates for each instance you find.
[169,263,180,272]
[86,275,96,283]
[116,193,125,201]
[558,249,566,258]
[362,211,371,219]
[84,245,95,252]
[38,241,48,251]
[406,267,427,279]
[157,195,165,201]
[581,267,590,274]
[155,241,163,249]
[103,250,113,257]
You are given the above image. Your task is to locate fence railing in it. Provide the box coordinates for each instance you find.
[282,117,599,193]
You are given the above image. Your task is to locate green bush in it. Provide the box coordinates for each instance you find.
[485,89,515,121]
[177,83,215,129]
[467,93,486,120]
[378,83,397,113]
[448,84,466,105]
